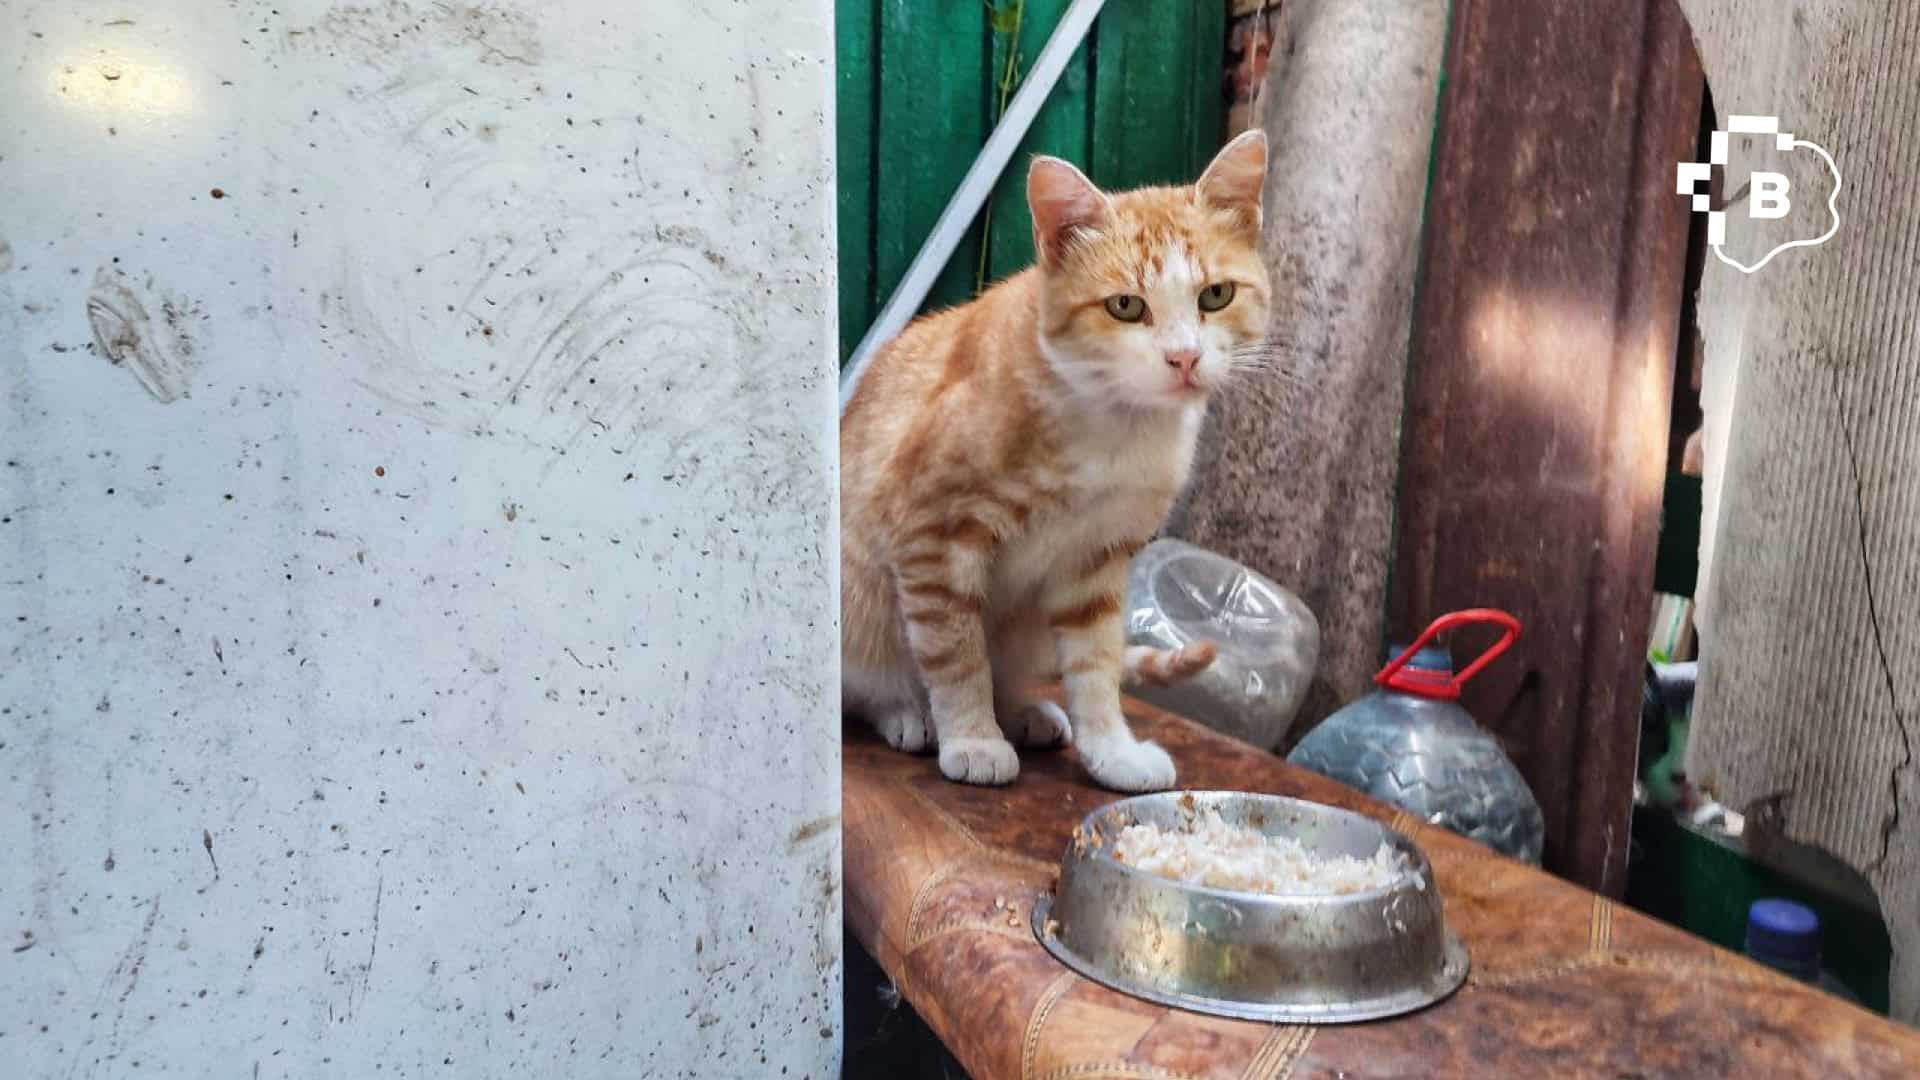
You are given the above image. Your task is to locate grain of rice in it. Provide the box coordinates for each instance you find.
[1110,808,1407,896]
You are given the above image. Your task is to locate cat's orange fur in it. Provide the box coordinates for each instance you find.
[841,132,1272,791]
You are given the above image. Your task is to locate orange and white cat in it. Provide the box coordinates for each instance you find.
[840,131,1272,792]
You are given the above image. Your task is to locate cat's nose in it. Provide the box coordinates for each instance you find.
[1164,349,1201,375]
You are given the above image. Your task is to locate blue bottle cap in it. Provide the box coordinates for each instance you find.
[1745,899,1820,980]
[1383,643,1453,674]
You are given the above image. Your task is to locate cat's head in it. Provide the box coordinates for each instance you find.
[1026,131,1271,412]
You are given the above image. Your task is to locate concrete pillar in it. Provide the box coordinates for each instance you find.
[1167,0,1451,740]
[1678,0,1920,1023]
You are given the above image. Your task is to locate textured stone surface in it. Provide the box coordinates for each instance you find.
[1167,0,1450,743]
[0,1,841,1073]
[1679,0,1920,1025]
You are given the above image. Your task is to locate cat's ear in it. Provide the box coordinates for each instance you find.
[1196,130,1267,229]
[1027,156,1109,267]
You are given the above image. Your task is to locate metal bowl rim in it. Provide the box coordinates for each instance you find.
[1074,790,1433,905]
[1030,893,1471,1025]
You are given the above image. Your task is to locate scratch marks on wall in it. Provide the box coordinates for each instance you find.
[264,0,818,508]
[480,224,753,451]
[345,216,791,503]
[85,268,203,403]
[71,894,162,1079]
[279,2,541,70]
[341,873,385,1023]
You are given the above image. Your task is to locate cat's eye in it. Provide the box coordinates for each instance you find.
[1104,295,1148,323]
[1198,282,1237,312]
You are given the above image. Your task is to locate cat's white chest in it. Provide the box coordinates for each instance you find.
[1065,403,1204,504]
[990,406,1203,607]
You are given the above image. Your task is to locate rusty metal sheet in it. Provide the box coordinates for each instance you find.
[1390,0,1704,895]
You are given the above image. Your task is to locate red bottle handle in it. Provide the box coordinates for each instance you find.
[1374,609,1521,701]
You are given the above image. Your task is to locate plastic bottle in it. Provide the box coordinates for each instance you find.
[1123,539,1319,751]
[1287,610,1545,864]
[1744,898,1861,1003]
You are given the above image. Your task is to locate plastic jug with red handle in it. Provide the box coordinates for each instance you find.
[1287,609,1545,864]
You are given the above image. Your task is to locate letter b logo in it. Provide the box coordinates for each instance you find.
[1676,115,1840,274]
[1750,171,1792,219]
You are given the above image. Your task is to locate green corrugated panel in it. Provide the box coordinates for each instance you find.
[1185,0,1226,170]
[1093,0,1197,191]
[876,0,990,316]
[836,0,878,365]
[840,0,1227,361]
[983,0,1093,286]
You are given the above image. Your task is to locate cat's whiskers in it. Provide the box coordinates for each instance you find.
[1227,338,1304,361]
[1226,371,1306,392]
[1222,340,1310,389]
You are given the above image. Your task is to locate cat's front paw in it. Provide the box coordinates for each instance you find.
[999,700,1071,749]
[938,736,1020,786]
[1076,735,1176,793]
[872,701,935,754]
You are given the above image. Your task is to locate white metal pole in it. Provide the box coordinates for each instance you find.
[838,0,1110,413]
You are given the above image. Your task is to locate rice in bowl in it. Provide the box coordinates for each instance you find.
[1110,807,1410,896]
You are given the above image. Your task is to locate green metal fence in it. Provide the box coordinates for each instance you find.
[836,0,1229,364]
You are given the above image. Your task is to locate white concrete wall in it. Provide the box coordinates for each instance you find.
[1,2,841,1076]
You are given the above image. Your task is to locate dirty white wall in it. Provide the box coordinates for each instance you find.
[1,1,841,1076]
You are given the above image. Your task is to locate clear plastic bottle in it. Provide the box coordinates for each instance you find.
[1287,610,1546,864]
[1123,539,1319,751]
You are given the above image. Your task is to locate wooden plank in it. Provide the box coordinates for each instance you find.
[1090,0,1194,191]
[843,703,1920,1078]
[836,0,878,363]
[876,0,990,314]
[983,0,1093,285]
[1389,0,1702,896]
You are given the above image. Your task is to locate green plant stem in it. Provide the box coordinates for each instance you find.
[977,0,1024,294]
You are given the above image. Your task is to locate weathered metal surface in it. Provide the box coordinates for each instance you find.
[1389,0,1704,895]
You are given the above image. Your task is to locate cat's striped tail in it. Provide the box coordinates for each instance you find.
[1122,641,1218,688]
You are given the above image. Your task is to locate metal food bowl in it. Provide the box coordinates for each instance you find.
[1032,791,1468,1024]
